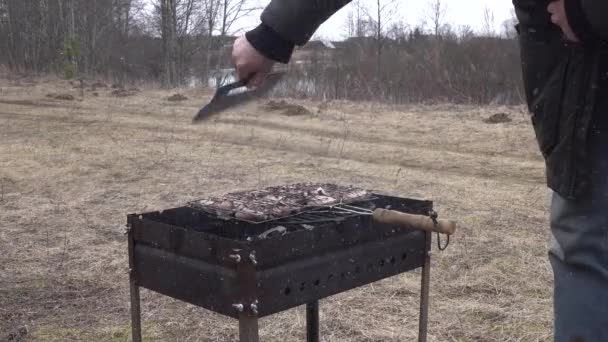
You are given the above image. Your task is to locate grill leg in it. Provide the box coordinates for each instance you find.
[239,314,259,342]
[127,220,142,342]
[306,301,320,342]
[129,274,142,342]
[418,231,432,342]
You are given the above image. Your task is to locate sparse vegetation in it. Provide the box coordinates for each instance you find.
[0,78,551,341]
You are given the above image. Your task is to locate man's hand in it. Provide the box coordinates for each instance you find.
[232,36,275,87]
[547,0,579,42]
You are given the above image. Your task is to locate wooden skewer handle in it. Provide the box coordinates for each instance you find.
[372,209,457,235]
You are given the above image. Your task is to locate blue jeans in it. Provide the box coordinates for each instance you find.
[550,135,608,341]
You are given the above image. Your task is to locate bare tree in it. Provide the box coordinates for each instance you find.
[427,0,447,37]
[387,20,410,42]
[501,9,518,39]
[219,0,260,36]
[482,6,495,37]
[458,24,475,41]
[343,0,370,38]
[360,0,397,70]
[344,9,356,38]
[160,0,178,87]
[365,0,398,42]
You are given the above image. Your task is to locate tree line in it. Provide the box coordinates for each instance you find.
[0,0,256,87]
[0,0,523,104]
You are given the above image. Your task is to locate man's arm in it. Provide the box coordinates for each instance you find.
[260,0,352,47]
[246,0,351,64]
[233,0,351,85]
[564,0,608,43]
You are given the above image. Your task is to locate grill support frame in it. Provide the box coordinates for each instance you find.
[127,194,434,342]
[306,301,319,342]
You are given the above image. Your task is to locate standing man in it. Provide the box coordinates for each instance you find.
[232,0,608,340]
[514,0,608,341]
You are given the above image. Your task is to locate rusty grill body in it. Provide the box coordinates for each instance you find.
[127,190,434,342]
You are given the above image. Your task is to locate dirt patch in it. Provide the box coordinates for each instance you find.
[46,93,75,101]
[111,89,136,97]
[0,99,63,108]
[53,93,75,101]
[168,93,188,102]
[2,326,28,342]
[1,176,18,201]
[484,113,512,124]
[91,81,108,88]
[262,100,311,116]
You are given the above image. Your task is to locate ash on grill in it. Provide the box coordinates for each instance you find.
[189,183,371,222]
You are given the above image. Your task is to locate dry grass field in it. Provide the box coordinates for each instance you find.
[1,76,553,341]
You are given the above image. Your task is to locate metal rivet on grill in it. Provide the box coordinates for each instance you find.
[249,251,258,266]
[250,301,259,315]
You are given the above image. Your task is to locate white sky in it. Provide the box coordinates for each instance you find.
[246,0,515,40]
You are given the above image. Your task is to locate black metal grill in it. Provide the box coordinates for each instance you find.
[127,191,434,342]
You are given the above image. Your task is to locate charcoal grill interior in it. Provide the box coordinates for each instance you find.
[144,194,428,241]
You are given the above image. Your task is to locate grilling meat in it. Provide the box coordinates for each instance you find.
[189,183,371,222]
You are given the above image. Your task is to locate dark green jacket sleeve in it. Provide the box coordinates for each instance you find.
[565,0,608,43]
[261,0,352,46]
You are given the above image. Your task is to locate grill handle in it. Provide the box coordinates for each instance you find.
[372,209,457,235]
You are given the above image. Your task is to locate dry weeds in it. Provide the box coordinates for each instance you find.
[0,77,551,341]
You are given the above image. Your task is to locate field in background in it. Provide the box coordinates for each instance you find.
[1,76,552,341]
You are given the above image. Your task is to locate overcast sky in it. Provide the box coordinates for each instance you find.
[246,0,516,40]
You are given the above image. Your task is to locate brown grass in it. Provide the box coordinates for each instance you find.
[0,77,552,341]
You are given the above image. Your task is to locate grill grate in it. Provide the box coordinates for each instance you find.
[188,183,372,223]
[275,210,358,225]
